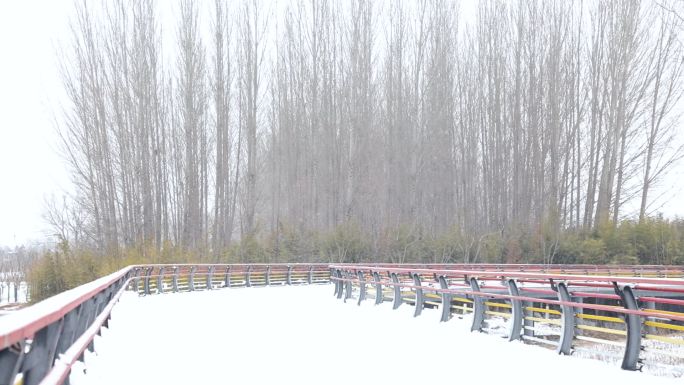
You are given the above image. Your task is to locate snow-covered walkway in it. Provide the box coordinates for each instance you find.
[73,284,678,385]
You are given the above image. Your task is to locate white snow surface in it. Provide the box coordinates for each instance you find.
[73,284,679,385]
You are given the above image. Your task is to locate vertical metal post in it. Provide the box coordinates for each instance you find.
[507,279,523,341]
[246,266,252,287]
[615,284,642,371]
[20,319,63,385]
[574,296,584,315]
[336,269,344,299]
[189,266,197,291]
[523,301,534,337]
[73,299,95,362]
[207,266,215,290]
[333,269,339,296]
[54,309,78,358]
[132,267,140,293]
[391,273,402,310]
[438,276,452,322]
[469,278,485,332]
[307,266,314,284]
[357,271,367,305]
[265,266,271,286]
[373,272,383,305]
[286,265,293,285]
[413,273,423,317]
[157,267,165,294]
[556,282,574,355]
[344,271,353,302]
[643,300,656,334]
[144,267,152,295]
[0,341,25,385]
[224,266,232,288]
[172,267,179,292]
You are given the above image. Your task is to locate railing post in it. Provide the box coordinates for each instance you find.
[507,279,523,341]
[74,298,95,359]
[615,284,642,371]
[54,309,78,360]
[413,273,424,317]
[344,271,353,302]
[0,340,25,385]
[88,293,105,351]
[307,266,314,285]
[132,267,140,293]
[189,266,197,291]
[20,319,63,385]
[336,269,344,299]
[643,300,656,334]
[144,267,152,295]
[286,265,293,285]
[357,271,366,305]
[333,269,339,296]
[207,266,215,290]
[246,266,252,287]
[523,301,534,337]
[391,273,402,310]
[157,267,165,294]
[172,267,179,292]
[438,275,452,322]
[373,272,383,305]
[265,265,271,286]
[556,282,574,355]
[469,277,485,332]
[224,266,232,288]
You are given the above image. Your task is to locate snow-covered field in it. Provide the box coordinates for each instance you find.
[73,284,679,385]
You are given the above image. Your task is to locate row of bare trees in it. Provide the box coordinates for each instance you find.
[53,0,684,262]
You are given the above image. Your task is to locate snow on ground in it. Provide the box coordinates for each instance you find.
[72,284,679,385]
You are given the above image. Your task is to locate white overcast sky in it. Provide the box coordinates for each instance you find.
[0,1,682,248]
[0,1,72,247]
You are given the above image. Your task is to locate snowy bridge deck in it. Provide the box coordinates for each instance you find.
[1,263,684,385]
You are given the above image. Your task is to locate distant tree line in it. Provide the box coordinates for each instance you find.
[49,0,684,265]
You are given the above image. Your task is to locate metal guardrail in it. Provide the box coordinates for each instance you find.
[0,263,329,385]
[2,262,683,385]
[330,265,684,374]
[332,263,684,277]
[130,263,331,295]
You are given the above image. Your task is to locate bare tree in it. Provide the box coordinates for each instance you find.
[211,0,238,255]
[639,5,684,222]
[175,0,208,252]
[237,0,268,239]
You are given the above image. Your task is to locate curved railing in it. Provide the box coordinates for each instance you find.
[330,264,684,375]
[0,263,329,385]
[2,262,683,385]
[333,263,684,277]
[129,263,330,294]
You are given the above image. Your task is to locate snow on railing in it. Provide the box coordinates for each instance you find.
[0,263,330,385]
[330,265,684,376]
